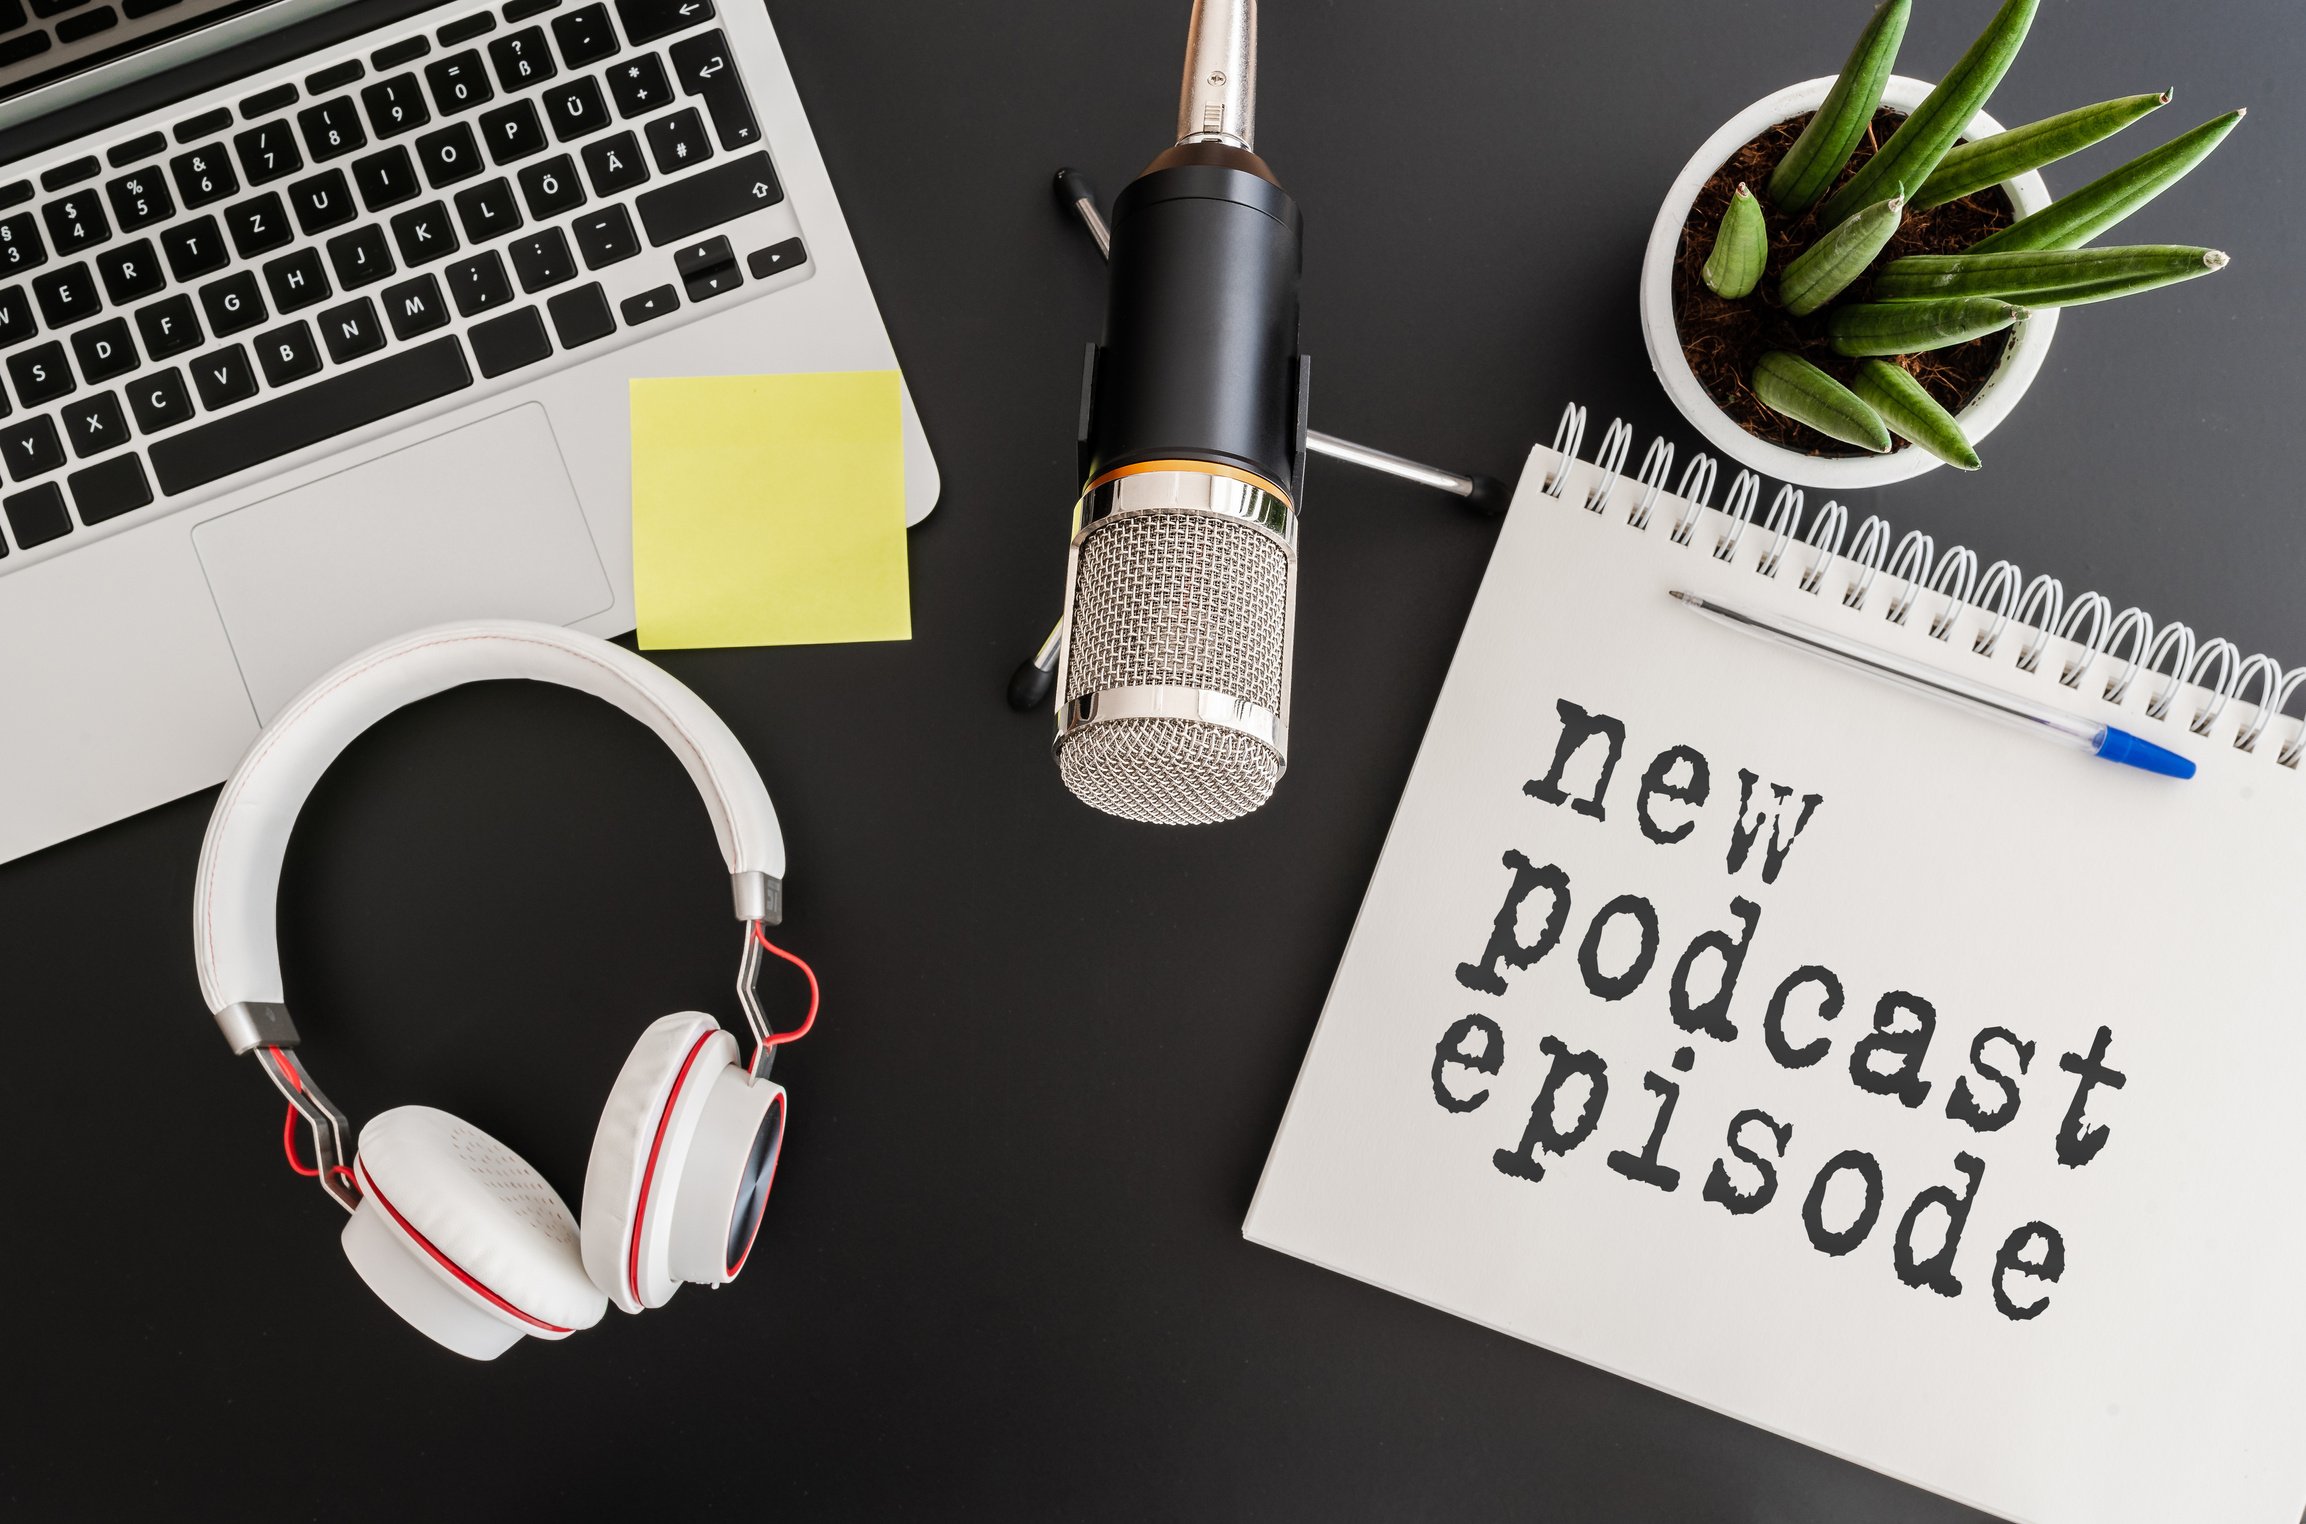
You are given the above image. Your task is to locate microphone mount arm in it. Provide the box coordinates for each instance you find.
[1007,168,1507,713]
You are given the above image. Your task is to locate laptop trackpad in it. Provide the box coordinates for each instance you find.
[194,405,615,720]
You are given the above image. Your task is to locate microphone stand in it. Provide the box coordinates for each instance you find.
[1008,168,1508,712]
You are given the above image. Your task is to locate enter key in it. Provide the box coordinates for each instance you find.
[670,30,762,151]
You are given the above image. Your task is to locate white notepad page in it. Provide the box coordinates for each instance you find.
[1247,437,2306,1524]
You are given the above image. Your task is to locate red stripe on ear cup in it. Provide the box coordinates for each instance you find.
[628,1032,720,1306]
[357,1163,575,1335]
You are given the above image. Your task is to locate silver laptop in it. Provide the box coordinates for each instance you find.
[0,0,940,864]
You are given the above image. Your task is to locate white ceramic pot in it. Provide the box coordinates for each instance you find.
[1639,75,2058,490]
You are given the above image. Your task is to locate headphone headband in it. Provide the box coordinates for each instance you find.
[194,621,785,1052]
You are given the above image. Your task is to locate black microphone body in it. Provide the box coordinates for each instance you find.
[1085,146,1306,500]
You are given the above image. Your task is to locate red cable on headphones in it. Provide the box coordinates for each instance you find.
[271,1046,359,1194]
[748,923,820,1078]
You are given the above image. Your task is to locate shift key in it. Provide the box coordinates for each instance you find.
[635,153,782,247]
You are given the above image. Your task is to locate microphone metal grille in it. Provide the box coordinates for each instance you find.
[1059,509,1290,826]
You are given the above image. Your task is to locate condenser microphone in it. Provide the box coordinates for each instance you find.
[1048,0,1309,827]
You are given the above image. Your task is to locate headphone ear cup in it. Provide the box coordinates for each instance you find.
[341,1106,609,1360]
[583,1013,782,1314]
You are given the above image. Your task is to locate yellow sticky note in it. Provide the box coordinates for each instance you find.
[630,370,910,650]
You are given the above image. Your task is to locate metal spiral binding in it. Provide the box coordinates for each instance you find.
[1541,403,2306,768]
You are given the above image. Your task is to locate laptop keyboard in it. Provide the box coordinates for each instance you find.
[0,0,814,565]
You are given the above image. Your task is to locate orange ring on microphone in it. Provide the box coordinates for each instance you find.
[1084,458,1293,507]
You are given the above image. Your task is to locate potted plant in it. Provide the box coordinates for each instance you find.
[1639,0,2243,489]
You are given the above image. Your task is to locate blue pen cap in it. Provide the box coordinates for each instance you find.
[2095,726,2198,779]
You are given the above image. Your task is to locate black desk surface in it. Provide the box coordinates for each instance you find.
[7,1,2301,1518]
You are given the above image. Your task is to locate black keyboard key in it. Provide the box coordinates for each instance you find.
[32,262,101,328]
[170,144,237,208]
[317,296,384,362]
[0,285,33,347]
[468,304,549,377]
[233,120,302,186]
[4,482,69,547]
[56,8,116,44]
[0,34,47,69]
[305,60,364,95]
[617,0,712,45]
[95,238,162,304]
[70,454,152,524]
[7,340,70,405]
[747,236,804,279]
[239,84,298,121]
[634,151,780,246]
[389,201,459,266]
[370,36,428,72]
[263,247,330,313]
[550,4,613,67]
[199,270,266,336]
[0,212,44,274]
[453,176,522,243]
[580,130,646,195]
[41,191,109,255]
[0,185,28,214]
[0,0,30,18]
[160,214,227,280]
[1,414,64,478]
[479,98,547,165]
[570,204,637,269]
[619,283,675,325]
[28,1,89,21]
[41,157,97,193]
[190,343,257,410]
[542,76,609,141]
[362,72,431,140]
[447,249,513,316]
[62,389,128,457]
[608,53,673,119]
[508,226,574,292]
[223,192,291,258]
[173,108,232,146]
[546,280,611,347]
[130,366,195,435]
[504,0,559,24]
[105,133,167,170]
[669,30,759,151]
[297,96,367,163]
[674,233,738,301]
[69,316,135,382]
[489,26,555,92]
[326,223,395,290]
[517,153,584,218]
[438,12,494,46]
[416,121,484,187]
[134,293,201,359]
[254,319,321,386]
[152,336,474,494]
[104,168,173,232]
[644,107,712,175]
[351,144,419,211]
[381,273,447,338]
[288,168,355,235]
[426,50,493,116]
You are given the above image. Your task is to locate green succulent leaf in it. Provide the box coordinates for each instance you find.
[1912,91,2168,209]
[1766,0,1911,214]
[1850,360,1982,469]
[1820,0,2040,228]
[1703,184,1770,298]
[1780,194,1905,316]
[1828,298,2023,355]
[1970,109,2246,252]
[1872,245,2228,306]
[1751,351,1893,452]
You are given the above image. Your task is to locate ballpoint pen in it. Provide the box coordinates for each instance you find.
[1670,590,2197,780]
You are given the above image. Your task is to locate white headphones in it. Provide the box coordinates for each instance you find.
[193,621,816,1360]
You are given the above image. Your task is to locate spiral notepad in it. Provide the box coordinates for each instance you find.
[1247,408,2306,1524]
